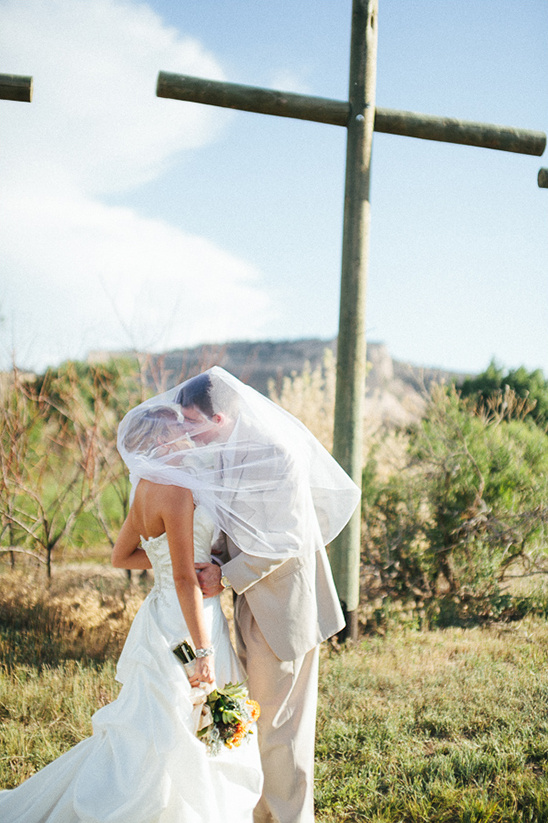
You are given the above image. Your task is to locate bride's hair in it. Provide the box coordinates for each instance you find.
[122,405,180,454]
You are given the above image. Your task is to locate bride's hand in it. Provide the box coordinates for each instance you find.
[190,656,215,686]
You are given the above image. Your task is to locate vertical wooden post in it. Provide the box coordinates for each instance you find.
[156,3,543,641]
[330,0,378,641]
[0,74,33,102]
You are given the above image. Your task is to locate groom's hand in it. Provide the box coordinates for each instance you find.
[210,532,228,559]
[195,562,223,598]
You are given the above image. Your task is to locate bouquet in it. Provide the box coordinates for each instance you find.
[173,641,260,756]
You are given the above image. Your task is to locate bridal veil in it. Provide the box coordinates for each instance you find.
[117,366,360,561]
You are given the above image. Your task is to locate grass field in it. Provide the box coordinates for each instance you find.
[2,564,548,822]
[316,623,548,822]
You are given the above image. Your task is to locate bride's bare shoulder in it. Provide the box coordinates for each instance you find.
[137,479,192,506]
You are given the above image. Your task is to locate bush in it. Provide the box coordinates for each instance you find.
[459,360,548,429]
[363,385,548,620]
[0,360,139,573]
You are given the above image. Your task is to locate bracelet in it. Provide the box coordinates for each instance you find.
[195,646,214,658]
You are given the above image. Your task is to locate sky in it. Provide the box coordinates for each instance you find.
[0,0,546,377]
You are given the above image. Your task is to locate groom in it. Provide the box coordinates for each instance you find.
[177,371,351,823]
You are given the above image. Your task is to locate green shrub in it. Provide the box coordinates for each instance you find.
[363,386,548,620]
[459,360,548,429]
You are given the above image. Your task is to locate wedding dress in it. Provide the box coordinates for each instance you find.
[0,505,263,823]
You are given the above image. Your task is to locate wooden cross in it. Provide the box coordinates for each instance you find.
[0,74,33,102]
[156,0,546,639]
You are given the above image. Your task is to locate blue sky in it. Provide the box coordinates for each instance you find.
[0,0,546,376]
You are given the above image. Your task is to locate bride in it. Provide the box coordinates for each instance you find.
[0,404,263,823]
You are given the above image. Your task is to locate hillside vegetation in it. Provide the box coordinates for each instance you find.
[2,349,548,820]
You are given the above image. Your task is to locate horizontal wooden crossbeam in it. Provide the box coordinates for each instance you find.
[538,168,548,188]
[158,72,348,127]
[375,109,546,156]
[0,73,33,102]
[157,72,545,157]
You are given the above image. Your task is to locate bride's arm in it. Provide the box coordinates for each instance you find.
[112,511,153,570]
[161,486,215,686]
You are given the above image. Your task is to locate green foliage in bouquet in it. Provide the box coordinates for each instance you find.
[199,681,260,752]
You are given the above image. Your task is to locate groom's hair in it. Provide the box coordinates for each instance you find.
[176,374,215,418]
[176,372,239,419]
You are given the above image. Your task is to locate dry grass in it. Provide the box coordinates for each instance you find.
[4,563,548,820]
[0,561,150,669]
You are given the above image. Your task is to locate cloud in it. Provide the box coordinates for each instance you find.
[1,188,272,370]
[0,0,229,194]
[268,69,312,96]
[0,0,273,371]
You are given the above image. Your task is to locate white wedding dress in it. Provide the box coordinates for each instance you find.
[0,506,263,823]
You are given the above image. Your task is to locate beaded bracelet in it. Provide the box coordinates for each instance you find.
[195,647,215,658]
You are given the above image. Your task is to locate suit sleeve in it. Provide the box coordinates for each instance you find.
[221,550,288,594]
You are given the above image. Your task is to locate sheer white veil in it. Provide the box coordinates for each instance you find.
[117,367,360,560]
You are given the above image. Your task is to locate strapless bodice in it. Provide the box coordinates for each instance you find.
[141,505,215,592]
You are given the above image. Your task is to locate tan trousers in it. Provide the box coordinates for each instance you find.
[234,596,320,823]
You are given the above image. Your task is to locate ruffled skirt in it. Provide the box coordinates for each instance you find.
[0,588,262,822]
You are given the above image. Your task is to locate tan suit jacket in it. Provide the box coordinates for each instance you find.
[217,421,345,661]
[222,542,345,661]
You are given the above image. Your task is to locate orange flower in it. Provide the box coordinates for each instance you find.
[227,730,246,748]
[247,699,261,720]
